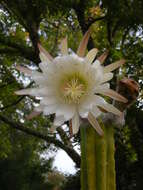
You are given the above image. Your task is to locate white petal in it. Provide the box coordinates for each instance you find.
[55,104,75,120]
[78,106,89,118]
[94,83,110,93]
[92,94,122,116]
[92,60,101,68]
[97,89,128,103]
[72,112,80,134]
[38,43,53,61]
[15,87,55,97]
[86,48,98,64]
[104,59,125,73]
[98,103,122,116]
[78,95,103,118]
[54,115,66,126]
[102,73,113,83]
[41,96,57,105]
[15,88,35,95]
[90,106,101,118]
[39,52,49,62]
[79,95,95,110]
[43,104,57,115]
[88,112,104,136]
[31,72,47,85]
[39,61,51,72]
[105,89,128,103]
[60,37,68,55]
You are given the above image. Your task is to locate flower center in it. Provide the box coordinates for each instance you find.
[60,73,88,104]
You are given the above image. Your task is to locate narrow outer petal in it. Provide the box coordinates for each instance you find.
[97,50,109,64]
[77,29,91,57]
[104,59,125,73]
[98,103,122,116]
[102,73,113,83]
[86,48,98,64]
[100,89,128,103]
[38,43,53,61]
[60,37,68,55]
[90,106,101,118]
[88,112,104,136]
[92,95,122,115]
[15,87,54,96]
[72,112,80,134]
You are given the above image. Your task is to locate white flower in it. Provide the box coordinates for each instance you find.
[15,30,127,135]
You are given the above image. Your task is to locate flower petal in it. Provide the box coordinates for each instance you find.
[98,103,122,116]
[38,43,53,61]
[94,83,110,93]
[86,48,98,64]
[88,112,104,136]
[15,87,55,97]
[55,104,75,120]
[16,66,32,76]
[77,29,91,57]
[78,107,89,118]
[97,50,109,64]
[41,96,57,105]
[92,60,101,68]
[39,61,51,72]
[60,37,68,55]
[102,73,113,83]
[90,106,101,118]
[79,94,96,111]
[92,95,122,116]
[54,115,66,126]
[43,104,57,115]
[72,112,80,134]
[104,59,125,73]
[15,88,34,95]
[100,89,128,103]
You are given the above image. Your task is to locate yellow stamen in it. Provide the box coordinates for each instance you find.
[61,74,87,103]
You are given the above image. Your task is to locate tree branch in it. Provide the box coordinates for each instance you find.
[86,16,106,28]
[0,96,25,111]
[0,35,40,63]
[56,127,73,148]
[73,0,96,50]
[0,114,81,168]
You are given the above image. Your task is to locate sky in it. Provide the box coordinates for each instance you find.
[53,149,77,174]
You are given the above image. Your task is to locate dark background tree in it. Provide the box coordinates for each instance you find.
[0,0,143,189]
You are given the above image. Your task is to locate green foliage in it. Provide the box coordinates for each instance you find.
[62,172,80,190]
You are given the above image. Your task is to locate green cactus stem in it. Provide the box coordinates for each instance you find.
[80,122,116,190]
[105,125,116,190]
